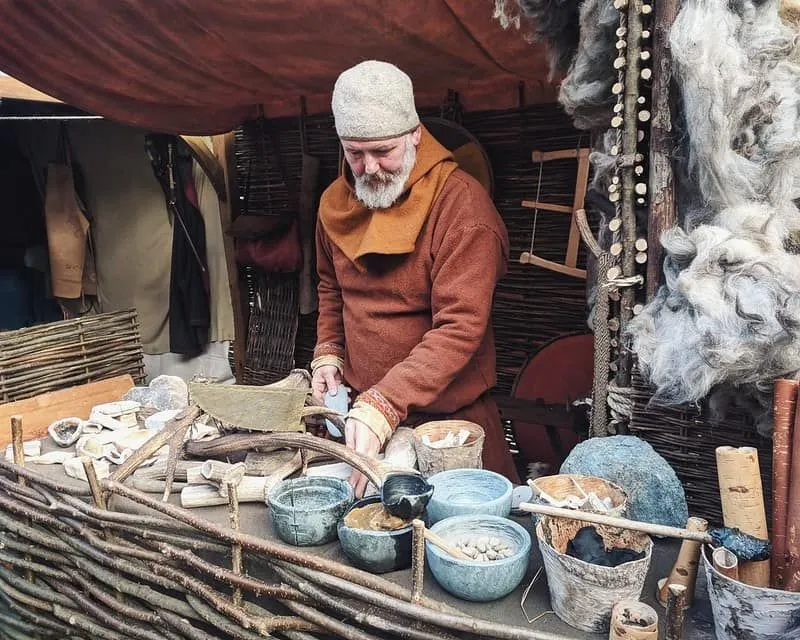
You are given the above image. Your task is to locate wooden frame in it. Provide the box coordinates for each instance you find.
[519,148,591,279]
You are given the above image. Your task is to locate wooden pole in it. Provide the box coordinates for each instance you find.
[227,481,243,607]
[10,416,26,487]
[716,446,770,587]
[771,378,797,588]
[616,0,645,395]
[784,385,800,591]
[646,0,679,300]
[664,584,687,640]
[411,519,425,604]
[657,517,708,607]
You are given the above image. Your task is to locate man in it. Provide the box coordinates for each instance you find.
[311,60,519,496]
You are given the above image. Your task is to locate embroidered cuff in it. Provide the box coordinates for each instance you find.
[356,387,400,431]
[347,402,393,447]
[310,354,344,374]
[313,342,344,360]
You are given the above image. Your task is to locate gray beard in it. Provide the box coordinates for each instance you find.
[354,139,416,209]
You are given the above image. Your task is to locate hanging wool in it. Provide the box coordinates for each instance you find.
[630,0,800,431]
[515,0,583,76]
[558,0,619,131]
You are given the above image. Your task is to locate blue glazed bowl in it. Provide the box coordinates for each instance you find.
[338,496,413,574]
[426,514,531,602]
[426,469,513,524]
[268,476,353,546]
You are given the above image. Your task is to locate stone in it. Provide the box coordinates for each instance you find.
[124,375,189,412]
[560,435,688,527]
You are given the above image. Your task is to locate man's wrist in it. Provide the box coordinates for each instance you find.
[347,402,392,447]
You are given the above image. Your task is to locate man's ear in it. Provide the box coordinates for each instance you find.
[411,126,422,146]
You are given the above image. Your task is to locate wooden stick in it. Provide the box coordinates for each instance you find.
[411,519,425,603]
[716,446,770,587]
[657,517,708,608]
[227,481,243,608]
[646,0,680,300]
[712,547,739,581]
[10,416,26,487]
[520,502,712,543]
[10,415,34,583]
[81,457,106,510]
[664,584,687,640]
[111,405,201,484]
[771,378,797,588]
[423,529,471,561]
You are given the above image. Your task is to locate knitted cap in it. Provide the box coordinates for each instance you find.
[332,60,420,141]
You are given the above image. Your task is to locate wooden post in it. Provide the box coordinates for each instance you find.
[212,132,247,383]
[657,517,707,607]
[82,457,107,510]
[615,0,645,402]
[664,584,687,640]
[772,379,798,588]
[227,480,243,607]
[646,0,679,300]
[784,385,800,591]
[411,519,425,604]
[10,415,26,487]
[716,446,770,587]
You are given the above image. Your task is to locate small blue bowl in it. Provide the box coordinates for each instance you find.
[268,476,353,546]
[426,469,513,524]
[338,496,413,574]
[426,515,531,602]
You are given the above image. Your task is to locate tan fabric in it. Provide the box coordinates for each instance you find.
[192,143,235,344]
[318,127,457,266]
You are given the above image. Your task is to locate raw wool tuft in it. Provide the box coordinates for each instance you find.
[515,0,583,76]
[558,0,619,131]
[631,0,800,426]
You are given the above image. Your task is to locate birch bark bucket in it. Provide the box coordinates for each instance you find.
[702,546,800,639]
[412,420,484,477]
[535,517,652,633]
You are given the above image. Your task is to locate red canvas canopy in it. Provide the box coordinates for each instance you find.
[0,0,554,134]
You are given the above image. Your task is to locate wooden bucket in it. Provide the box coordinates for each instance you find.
[412,420,484,477]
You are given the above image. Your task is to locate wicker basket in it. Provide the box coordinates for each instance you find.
[412,420,485,477]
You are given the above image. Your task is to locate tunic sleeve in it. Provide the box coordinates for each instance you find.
[312,224,345,362]
[360,184,508,427]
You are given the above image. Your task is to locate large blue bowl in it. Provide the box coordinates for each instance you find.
[426,515,531,602]
[338,496,413,574]
[426,469,513,524]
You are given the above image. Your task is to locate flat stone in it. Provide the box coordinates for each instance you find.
[560,435,688,527]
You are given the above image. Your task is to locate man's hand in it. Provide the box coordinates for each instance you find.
[345,416,381,498]
[311,364,341,403]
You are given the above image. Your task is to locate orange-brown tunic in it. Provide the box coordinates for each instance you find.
[314,128,518,481]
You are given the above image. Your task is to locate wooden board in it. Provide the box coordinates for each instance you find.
[0,375,135,446]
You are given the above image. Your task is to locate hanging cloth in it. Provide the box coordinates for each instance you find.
[146,134,211,356]
[43,125,94,304]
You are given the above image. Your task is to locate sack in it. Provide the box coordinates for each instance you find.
[232,217,302,272]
